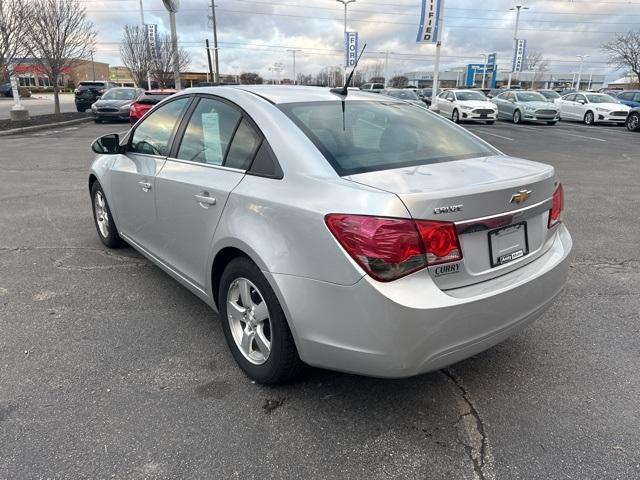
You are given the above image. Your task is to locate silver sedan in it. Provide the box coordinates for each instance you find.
[88,86,572,384]
[492,90,560,125]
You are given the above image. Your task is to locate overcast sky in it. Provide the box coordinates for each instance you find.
[81,0,638,82]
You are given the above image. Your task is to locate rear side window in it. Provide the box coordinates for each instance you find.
[279,101,496,176]
[176,97,242,165]
[225,119,262,170]
[130,97,191,156]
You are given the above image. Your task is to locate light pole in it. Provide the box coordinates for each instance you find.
[336,0,356,85]
[138,0,152,89]
[575,55,589,90]
[507,5,528,89]
[232,65,239,84]
[480,54,488,89]
[286,49,302,84]
[162,0,182,89]
[471,66,479,88]
[384,51,390,87]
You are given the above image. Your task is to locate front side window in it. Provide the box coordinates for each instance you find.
[279,101,497,176]
[130,97,191,156]
[176,97,242,165]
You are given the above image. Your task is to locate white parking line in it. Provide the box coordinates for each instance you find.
[470,130,515,141]
[556,131,607,142]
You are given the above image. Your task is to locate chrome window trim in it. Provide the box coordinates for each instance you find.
[455,197,553,234]
[163,155,246,174]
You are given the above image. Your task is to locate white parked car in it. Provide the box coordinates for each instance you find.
[555,92,631,125]
[434,90,497,124]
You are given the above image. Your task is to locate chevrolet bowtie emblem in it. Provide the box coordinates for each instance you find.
[510,189,532,204]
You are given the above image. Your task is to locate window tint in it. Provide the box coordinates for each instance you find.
[279,101,497,176]
[130,97,190,156]
[634,93,640,102]
[565,94,575,102]
[249,142,283,179]
[618,92,632,100]
[176,97,242,165]
[225,119,262,170]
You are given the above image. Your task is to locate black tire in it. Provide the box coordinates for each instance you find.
[219,256,304,384]
[486,120,495,125]
[94,117,102,124]
[90,181,124,248]
[546,121,557,126]
[626,112,640,132]
[513,110,522,124]
[452,109,460,123]
[76,106,86,113]
[584,111,595,125]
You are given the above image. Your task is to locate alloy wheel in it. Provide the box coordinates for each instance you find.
[452,110,459,123]
[513,110,521,124]
[226,278,272,365]
[585,111,594,125]
[94,191,109,238]
[627,113,640,131]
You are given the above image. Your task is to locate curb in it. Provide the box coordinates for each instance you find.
[0,117,93,137]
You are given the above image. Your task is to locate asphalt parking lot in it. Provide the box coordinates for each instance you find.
[1,118,639,479]
[0,94,76,119]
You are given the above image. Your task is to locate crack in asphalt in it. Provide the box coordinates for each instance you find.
[0,245,149,270]
[571,257,640,273]
[442,369,495,480]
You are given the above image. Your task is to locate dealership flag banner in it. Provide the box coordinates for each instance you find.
[416,0,443,43]
[344,32,359,68]
[145,24,160,60]
[512,39,527,72]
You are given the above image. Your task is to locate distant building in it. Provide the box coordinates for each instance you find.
[9,58,109,88]
[607,76,639,90]
[109,66,136,87]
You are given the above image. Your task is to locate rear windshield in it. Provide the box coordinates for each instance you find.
[278,101,497,176]
[138,94,172,105]
[102,88,137,100]
[79,82,106,87]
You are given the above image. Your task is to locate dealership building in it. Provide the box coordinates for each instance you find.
[9,58,110,88]
[404,69,606,90]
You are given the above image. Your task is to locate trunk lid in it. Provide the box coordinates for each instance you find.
[345,155,559,289]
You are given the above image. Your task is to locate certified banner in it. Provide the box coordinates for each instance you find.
[145,24,160,60]
[416,0,443,43]
[344,31,359,68]
[512,39,527,72]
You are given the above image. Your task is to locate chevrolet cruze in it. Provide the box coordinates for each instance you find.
[88,86,572,384]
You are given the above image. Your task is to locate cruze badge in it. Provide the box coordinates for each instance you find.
[510,189,532,204]
[433,204,463,214]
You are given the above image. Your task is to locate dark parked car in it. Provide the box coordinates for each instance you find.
[417,88,440,106]
[1,82,31,98]
[74,81,117,112]
[380,88,425,106]
[616,90,640,108]
[626,107,640,132]
[91,87,144,123]
[129,89,177,125]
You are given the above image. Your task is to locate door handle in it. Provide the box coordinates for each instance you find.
[194,193,217,207]
[138,181,152,192]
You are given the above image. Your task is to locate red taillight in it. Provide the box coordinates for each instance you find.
[325,214,462,282]
[415,220,463,266]
[548,184,564,228]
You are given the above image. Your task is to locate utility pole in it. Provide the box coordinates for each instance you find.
[575,55,589,91]
[430,0,445,110]
[286,49,302,84]
[206,39,214,84]
[507,5,528,89]
[139,0,152,89]
[336,0,356,85]
[210,0,220,84]
[384,51,390,87]
[90,50,96,81]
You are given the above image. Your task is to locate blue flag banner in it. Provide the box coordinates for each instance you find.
[345,32,359,68]
[512,39,527,72]
[416,0,443,43]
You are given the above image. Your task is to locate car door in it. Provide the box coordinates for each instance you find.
[502,92,516,118]
[573,94,588,119]
[440,92,453,115]
[110,96,192,252]
[558,94,575,119]
[154,95,263,289]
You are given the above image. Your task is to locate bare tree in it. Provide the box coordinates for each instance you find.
[120,25,151,88]
[151,34,191,88]
[388,75,408,88]
[25,0,96,113]
[602,31,640,86]
[239,72,263,85]
[0,0,29,81]
[526,50,549,88]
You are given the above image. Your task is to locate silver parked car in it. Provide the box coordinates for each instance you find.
[88,86,572,384]
[492,90,560,125]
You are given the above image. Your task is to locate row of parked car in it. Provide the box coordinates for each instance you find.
[73,81,176,124]
[371,85,640,132]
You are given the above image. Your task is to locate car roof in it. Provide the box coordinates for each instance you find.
[183,85,391,105]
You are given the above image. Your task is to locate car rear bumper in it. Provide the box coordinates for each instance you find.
[268,224,572,378]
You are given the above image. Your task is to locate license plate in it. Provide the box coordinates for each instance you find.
[479,114,488,118]
[488,223,529,267]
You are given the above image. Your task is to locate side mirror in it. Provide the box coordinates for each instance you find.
[92,133,121,154]
[447,98,454,102]
[578,99,586,104]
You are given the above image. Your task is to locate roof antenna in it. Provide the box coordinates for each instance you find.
[331,43,367,96]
